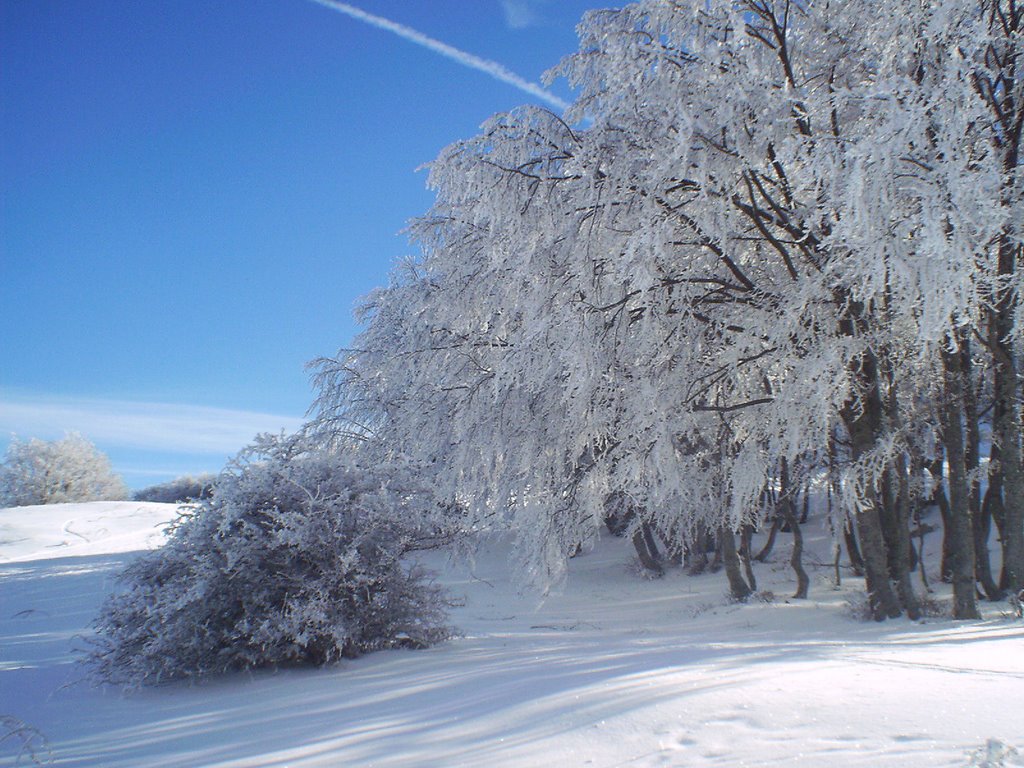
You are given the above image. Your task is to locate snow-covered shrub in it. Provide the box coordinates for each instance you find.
[133,474,216,503]
[88,434,453,686]
[964,739,1022,768]
[0,433,127,507]
[0,715,52,766]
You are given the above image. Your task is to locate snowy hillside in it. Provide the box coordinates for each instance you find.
[0,502,173,564]
[1,501,1021,767]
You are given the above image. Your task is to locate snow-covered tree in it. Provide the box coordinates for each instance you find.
[0,433,128,507]
[971,0,1024,595]
[88,434,453,686]
[312,0,1020,615]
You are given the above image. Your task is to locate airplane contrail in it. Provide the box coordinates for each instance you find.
[308,0,571,112]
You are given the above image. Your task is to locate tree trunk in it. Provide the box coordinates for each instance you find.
[980,31,1023,590]
[754,516,781,562]
[851,499,902,620]
[844,519,865,577]
[658,522,684,566]
[780,457,809,599]
[880,353,920,619]
[740,525,757,591]
[924,454,954,583]
[720,526,753,600]
[990,303,1023,592]
[962,336,1002,600]
[632,522,664,577]
[887,458,921,619]
[685,526,711,575]
[840,344,904,620]
[940,339,981,619]
[784,507,810,599]
[907,443,933,593]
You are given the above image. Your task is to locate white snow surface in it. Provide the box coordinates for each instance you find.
[0,501,174,564]
[0,502,1021,767]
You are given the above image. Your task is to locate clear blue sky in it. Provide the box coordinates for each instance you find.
[0,0,600,489]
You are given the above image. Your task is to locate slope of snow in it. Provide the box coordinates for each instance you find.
[1,502,1021,767]
[0,501,175,564]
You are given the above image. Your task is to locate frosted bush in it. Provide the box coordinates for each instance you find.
[88,434,453,686]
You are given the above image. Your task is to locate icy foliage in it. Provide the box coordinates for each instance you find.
[0,433,127,507]
[133,474,216,503]
[311,0,1022,599]
[88,434,453,686]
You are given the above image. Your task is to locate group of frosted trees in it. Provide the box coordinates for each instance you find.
[0,433,127,507]
[311,0,1023,620]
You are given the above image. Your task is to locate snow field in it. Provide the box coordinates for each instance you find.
[1,501,1021,767]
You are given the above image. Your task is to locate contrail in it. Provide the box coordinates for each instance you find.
[308,0,570,112]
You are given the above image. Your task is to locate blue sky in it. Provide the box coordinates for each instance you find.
[0,0,600,489]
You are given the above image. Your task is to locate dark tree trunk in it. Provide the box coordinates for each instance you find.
[940,339,981,619]
[685,526,711,575]
[982,466,1008,588]
[780,457,809,599]
[709,534,724,573]
[840,343,904,620]
[927,455,955,582]
[905,444,934,593]
[990,309,1023,591]
[740,525,757,591]
[880,358,920,619]
[976,5,1023,592]
[784,507,810,599]
[973,501,1002,600]
[962,336,1002,600]
[603,491,634,536]
[632,522,664,577]
[851,494,903,620]
[657,522,684,566]
[890,456,921,619]
[754,516,781,562]
[720,526,753,600]
[827,479,842,587]
[844,518,865,577]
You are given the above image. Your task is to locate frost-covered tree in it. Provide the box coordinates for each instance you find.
[312,0,1020,616]
[0,433,128,507]
[88,434,453,686]
[970,0,1024,594]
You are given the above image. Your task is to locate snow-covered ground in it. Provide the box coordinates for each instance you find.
[1,502,1021,767]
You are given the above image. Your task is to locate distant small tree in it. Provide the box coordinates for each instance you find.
[0,433,128,507]
[88,434,454,687]
[133,474,216,504]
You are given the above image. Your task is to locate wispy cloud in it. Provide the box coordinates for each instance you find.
[308,0,570,112]
[500,0,543,30]
[0,394,303,455]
